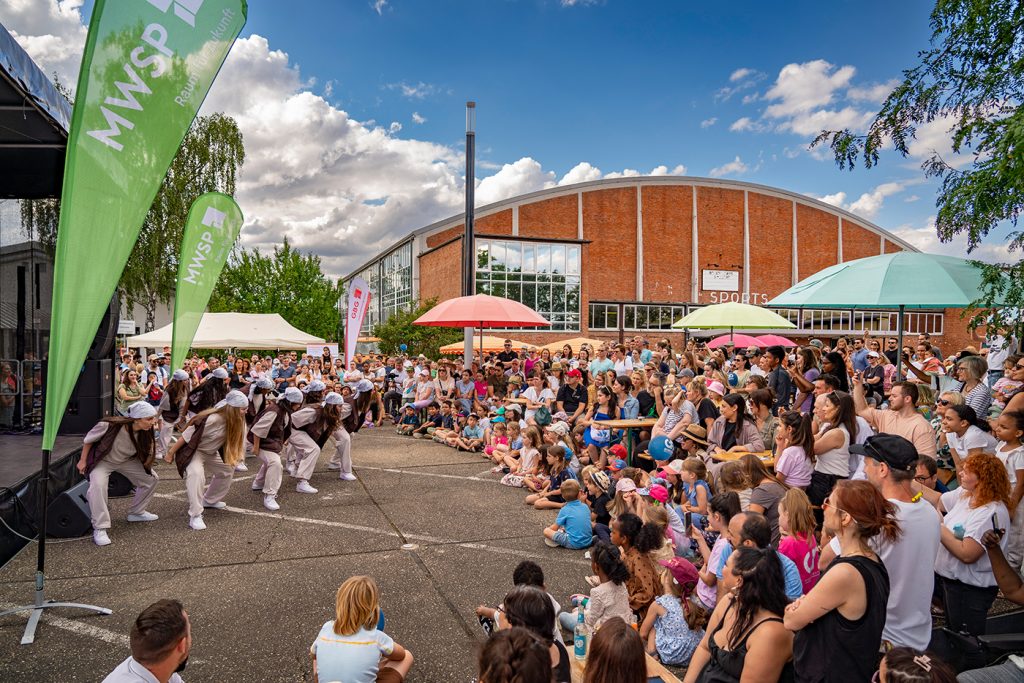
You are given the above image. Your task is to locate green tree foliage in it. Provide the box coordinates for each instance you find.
[22,113,245,330]
[812,0,1023,328]
[372,298,463,357]
[209,238,341,341]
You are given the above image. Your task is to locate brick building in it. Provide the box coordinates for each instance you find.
[344,177,973,353]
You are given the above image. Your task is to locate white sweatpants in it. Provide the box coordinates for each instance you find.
[86,458,158,530]
[185,452,234,518]
[328,429,352,475]
[254,448,283,496]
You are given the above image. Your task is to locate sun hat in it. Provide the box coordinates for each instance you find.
[648,484,670,504]
[658,460,686,477]
[615,478,637,493]
[706,380,726,396]
[658,557,699,594]
[680,424,709,446]
[128,402,157,419]
[547,421,569,436]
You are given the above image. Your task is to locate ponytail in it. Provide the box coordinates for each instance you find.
[591,542,630,584]
[780,410,816,464]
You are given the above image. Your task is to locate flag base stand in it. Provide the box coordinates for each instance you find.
[0,573,112,645]
[0,448,111,645]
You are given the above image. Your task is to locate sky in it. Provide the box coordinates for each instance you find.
[1,0,1014,279]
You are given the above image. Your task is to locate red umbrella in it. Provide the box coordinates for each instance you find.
[756,334,798,347]
[707,333,764,349]
[414,294,549,360]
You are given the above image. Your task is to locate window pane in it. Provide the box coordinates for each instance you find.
[551,245,566,274]
[505,282,521,303]
[624,307,636,330]
[522,245,535,273]
[523,283,536,309]
[492,282,506,298]
[553,286,566,312]
[505,242,521,272]
[607,307,618,330]
[538,285,551,312]
[490,242,506,271]
[567,246,580,274]
[536,245,550,273]
[477,243,490,271]
[566,284,580,313]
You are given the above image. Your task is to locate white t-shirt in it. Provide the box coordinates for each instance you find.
[934,490,1011,587]
[815,424,850,477]
[613,357,633,374]
[849,416,875,480]
[519,446,541,474]
[522,386,555,421]
[995,442,1024,486]
[827,498,941,650]
[946,426,997,461]
[986,334,1016,373]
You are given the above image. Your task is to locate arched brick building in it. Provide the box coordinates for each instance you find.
[345,177,971,352]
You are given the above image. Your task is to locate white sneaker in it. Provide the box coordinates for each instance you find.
[543,537,559,548]
[126,511,158,522]
[234,462,248,472]
[339,473,357,481]
[326,463,341,471]
[263,495,280,511]
[295,480,318,494]
[287,463,297,478]
[203,501,227,510]
[92,530,111,546]
[189,515,207,531]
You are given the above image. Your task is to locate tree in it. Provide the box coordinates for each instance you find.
[209,238,342,341]
[373,298,463,358]
[812,0,1023,330]
[22,113,245,330]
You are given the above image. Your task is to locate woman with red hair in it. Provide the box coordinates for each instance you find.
[917,452,1012,666]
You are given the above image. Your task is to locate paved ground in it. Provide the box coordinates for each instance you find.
[0,427,593,682]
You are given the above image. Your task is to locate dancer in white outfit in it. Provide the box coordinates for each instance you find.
[165,389,248,530]
[249,387,302,510]
[326,391,357,481]
[76,402,161,546]
[156,369,190,457]
[287,382,341,494]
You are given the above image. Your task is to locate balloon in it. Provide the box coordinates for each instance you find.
[399,344,408,352]
[728,372,738,386]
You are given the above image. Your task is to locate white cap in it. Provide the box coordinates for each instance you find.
[172,369,189,381]
[212,367,229,379]
[307,380,326,392]
[215,390,248,409]
[403,360,413,368]
[324,391,345,405]
[256,377,275,389]
[128,402,157,419]
[284,387,304,403]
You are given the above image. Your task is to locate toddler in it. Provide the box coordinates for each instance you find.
[395,405,419,435]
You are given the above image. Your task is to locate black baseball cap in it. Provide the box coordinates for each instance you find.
[851,434,918,472]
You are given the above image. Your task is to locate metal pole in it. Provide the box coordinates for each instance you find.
[463,102,476,369]
[896,305,905,380]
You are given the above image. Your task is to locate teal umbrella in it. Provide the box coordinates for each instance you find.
[768,252,1006,376]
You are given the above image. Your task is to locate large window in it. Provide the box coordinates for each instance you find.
[589,303,687,331]
[348,242,413,335]
[476,239,580,331]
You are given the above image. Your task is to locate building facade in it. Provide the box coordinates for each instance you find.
[344,177,974,352]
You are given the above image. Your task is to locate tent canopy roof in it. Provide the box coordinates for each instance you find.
[126,312,325,350]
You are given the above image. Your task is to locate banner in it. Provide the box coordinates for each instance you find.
[344,277,371,367]
[170,192,243,370]
[307,343,339,359]
[43,0,246,450]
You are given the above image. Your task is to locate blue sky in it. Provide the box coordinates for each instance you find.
[3,0,1012,276]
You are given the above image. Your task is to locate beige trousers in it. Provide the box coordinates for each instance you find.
[328,429,352,474]
[86,457,158,530]
[254,448,283,496]
[185,451,234,517]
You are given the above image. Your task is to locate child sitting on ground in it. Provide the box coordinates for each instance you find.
[501,426,543,487]
[525,444,574,510]
[411,403,441,439]
[484,420,510,468]
[454,413,485,452]
[585,470,613,533]
[556,541,633,633]
[641,558,706,666]
[430,402,456,441]
[396,405,419,436]
[441,411,467,447]
[311,575,414,683]
[475,560,563,645]
[495,420,522,466]
[542,480,593,549]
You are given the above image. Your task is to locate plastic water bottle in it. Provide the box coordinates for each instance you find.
[573,608,588,660]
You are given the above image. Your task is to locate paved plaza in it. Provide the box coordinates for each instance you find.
[0,428,591,682]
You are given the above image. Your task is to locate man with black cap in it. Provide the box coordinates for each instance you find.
[820,434,941,652]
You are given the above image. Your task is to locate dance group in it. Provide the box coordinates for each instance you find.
[76,368,371,545]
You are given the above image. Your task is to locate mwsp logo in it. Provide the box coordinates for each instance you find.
[146,0,205,27]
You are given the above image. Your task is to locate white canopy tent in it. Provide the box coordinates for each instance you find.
[126,312,325,350]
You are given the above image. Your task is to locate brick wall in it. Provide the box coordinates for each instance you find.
[748,192,794,302]
[582,187,637,302]
[520,195,578,240]
[696,187,745,304]
[641,185,693,302]
[418,238,463,304]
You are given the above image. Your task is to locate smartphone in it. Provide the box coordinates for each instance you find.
[684,511,692,531]
[992,512,1002,534]
[478,614,496,636]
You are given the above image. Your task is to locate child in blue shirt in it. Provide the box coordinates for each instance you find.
[455,413,485,452]
[396,405,419,435]
[311,575,413,683]
[543,480,593,549]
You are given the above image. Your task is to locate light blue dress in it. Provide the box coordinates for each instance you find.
[653,595,703,666]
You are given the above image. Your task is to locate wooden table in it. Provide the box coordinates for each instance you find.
[570,651,683,683]
[592,418,658,465]
[711,449,774,467]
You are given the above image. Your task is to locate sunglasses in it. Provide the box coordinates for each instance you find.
[821,497,849,516]
[937,399,951,406]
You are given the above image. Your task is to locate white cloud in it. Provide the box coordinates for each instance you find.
[847,79,898,103]
[372,0,388,15]
[764,60,856,119]
[783,106,873,137]
[730,68,755,82]
[906,113,974,169]
[388,121,402,134]
[730,116,766,133]
[709,156,749,178]
[649,164,688,176]
[904,194,920,203]
[890,216,1014,264]
[846,181,905,218]
[700,117,717,128]
[558,162,603,185]
[475,158,556,206]
[4,0,88,88]
[385,81,441,99]
[814,191,847,208]
[561,0,601,5]
[411,112,426,124]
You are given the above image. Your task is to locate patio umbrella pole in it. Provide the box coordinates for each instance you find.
[896,304,905,380]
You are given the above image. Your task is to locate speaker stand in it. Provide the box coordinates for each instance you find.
[0,449,111,644]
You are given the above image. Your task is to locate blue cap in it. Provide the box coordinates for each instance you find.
[649,435,675,461]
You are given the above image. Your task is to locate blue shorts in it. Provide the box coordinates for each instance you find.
[553,530,591,550]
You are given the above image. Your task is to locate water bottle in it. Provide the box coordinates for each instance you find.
[573,608,588,660]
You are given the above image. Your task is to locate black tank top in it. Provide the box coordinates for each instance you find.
[792,555,890,683]
[699,604,793,683]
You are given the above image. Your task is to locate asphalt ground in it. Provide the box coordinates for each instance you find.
[0,427,593,682]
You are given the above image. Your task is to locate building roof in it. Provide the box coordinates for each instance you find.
[343,175,920,282]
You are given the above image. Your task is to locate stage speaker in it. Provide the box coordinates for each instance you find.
[87,295,119,361]
[108,471,134,498]
[45,479,91,538]
[75,359,113,398]
[42,359,115,435]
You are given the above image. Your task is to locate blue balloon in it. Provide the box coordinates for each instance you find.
[399,344,408,352]
[649,435,675,461]
[728,372,738,386]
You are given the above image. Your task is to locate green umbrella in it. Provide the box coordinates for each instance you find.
[768,252,1006,376]
[672,302,795,346]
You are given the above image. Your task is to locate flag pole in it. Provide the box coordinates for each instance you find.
[463,102,476,369]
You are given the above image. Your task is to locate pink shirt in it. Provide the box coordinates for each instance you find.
[779,533,820,593]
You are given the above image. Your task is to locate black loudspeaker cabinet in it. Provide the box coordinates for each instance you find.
[42,359,115,434]
[45,479,92,538]
[88,295,119,361]
[108,471,134,498]
[76,359,113,398]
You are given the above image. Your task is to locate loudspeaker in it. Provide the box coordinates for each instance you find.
[107,471,134,498]
[87,295,119,361]
[45,479,91,538]
[42,359,115,435]
[76,359,113,398]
